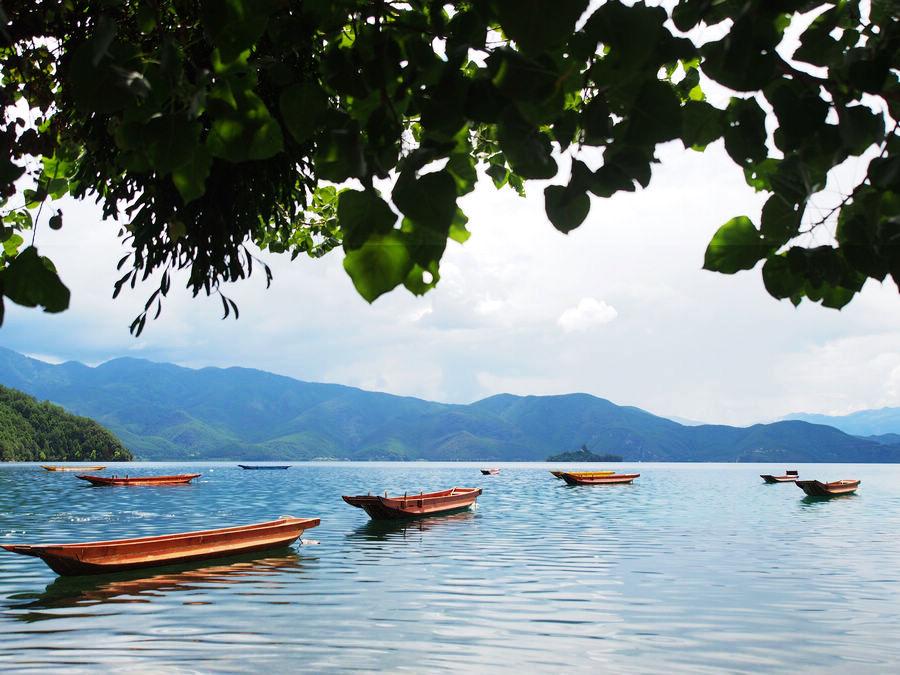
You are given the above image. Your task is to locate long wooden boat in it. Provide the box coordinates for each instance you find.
[1,517,319,576]
[343,487,482,520]
[480,468,500,475]
[560,472,639,485]
[551,470,615,479]
[42,465,106,472]
[761,470,799,483]
[796,479,860,497]
[238,465,291,470]
[76,473,201,486]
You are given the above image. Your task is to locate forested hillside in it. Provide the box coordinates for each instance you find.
[0,384,132,462]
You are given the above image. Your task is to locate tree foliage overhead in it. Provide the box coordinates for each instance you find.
[0,384,132,462]
[0,0,897,331]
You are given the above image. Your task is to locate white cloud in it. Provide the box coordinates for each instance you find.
[3,140,899,426]
[557,298,618,333]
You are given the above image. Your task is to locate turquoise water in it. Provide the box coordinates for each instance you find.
[1,462,899,672]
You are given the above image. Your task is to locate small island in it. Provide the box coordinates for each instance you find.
[546,445,623,463]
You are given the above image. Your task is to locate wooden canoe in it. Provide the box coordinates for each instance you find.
[343,487,482,520]
[553,470,616,479]
[42,465,107,472]
[1,517,319,576]
[560,472,640,485]
[238,465,291,470]
[76,473,201,486]
[761,470,799,483]
[480,468,500,475]
[796,479,860,497]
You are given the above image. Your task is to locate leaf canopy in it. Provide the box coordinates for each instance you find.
[1,0,897,331]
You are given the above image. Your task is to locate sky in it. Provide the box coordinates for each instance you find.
[3,133,899,427]
[2,7,898,426]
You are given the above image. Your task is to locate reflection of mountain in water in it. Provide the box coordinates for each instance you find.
[7,549,304,620]
[348,510,479,543]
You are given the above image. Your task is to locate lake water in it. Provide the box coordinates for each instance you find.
[1,462,898,672]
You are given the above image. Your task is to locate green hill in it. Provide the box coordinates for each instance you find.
[0,347,898,463]
[0,384,132,462]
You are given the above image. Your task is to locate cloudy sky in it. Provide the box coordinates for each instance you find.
[3,125,898,427]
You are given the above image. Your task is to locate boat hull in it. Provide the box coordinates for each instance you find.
[560,472,639,485]
[76,473,201,486]
[760,475,798,483]
[2,517,319,576]
[480,469,500,475]
[796,479,860,497]
[238,465,291,470]
[343,487,481,520]
[42,465,106,472]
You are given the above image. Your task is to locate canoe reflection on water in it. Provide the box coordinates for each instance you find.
[349,509,478,542]
[7,549,304,618]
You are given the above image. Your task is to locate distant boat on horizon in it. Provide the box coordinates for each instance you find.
[238,465,291,470]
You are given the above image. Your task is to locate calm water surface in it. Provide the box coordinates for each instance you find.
[1,462,899,672]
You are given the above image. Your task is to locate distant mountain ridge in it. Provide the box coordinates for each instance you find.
[1,347,898,462]
[784,408,900,436]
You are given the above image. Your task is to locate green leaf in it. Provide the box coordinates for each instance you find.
[171,147,212,203]
[760,194,801,246]
[701,15,778,91]
[623,80,682,145]
[343,231,413,303]
[279,82,329,144]
[143,115,201,173]
[762,255,804,299]
[337,189,397,250]
[392,170,458,234]
[497,112,557,179]
[545,184,590,233]
[486,163,509,188]
[681,100,724,150]
[838,105,886,155]
[207,88,284,162]
[723,97,768,167]
[0,247,70,313]
[494,0,589,55]
[200,0,275,63]
[703,216,770,274]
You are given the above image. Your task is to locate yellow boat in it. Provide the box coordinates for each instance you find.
[41,465,107,472]
[550,470,615,479]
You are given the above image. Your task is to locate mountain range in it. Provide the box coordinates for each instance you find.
[783,408,900,437]
[1,347,899,462]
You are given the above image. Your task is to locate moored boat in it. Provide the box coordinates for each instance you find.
[552,470,615,479]
[343,487,482,520]
[560,472,639,485]
[796,479,860,497]
[760,470,799,483]
[238,465,291,470]
[480,468,500,475]
[1,517,319,576]
[76,473,201,486]
[42,465,107,472]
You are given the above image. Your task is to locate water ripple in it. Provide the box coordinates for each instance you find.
[1,462,899,671]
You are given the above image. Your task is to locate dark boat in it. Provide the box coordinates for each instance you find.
[560,472,639,485]
[480,468,500,475]
[1,517,320,576]
[796,479,860,497]
[76,473,201,486]
[342,487,482,520]
[42,465,106,472]
[761,470,799,483]
[238,465,291,470]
